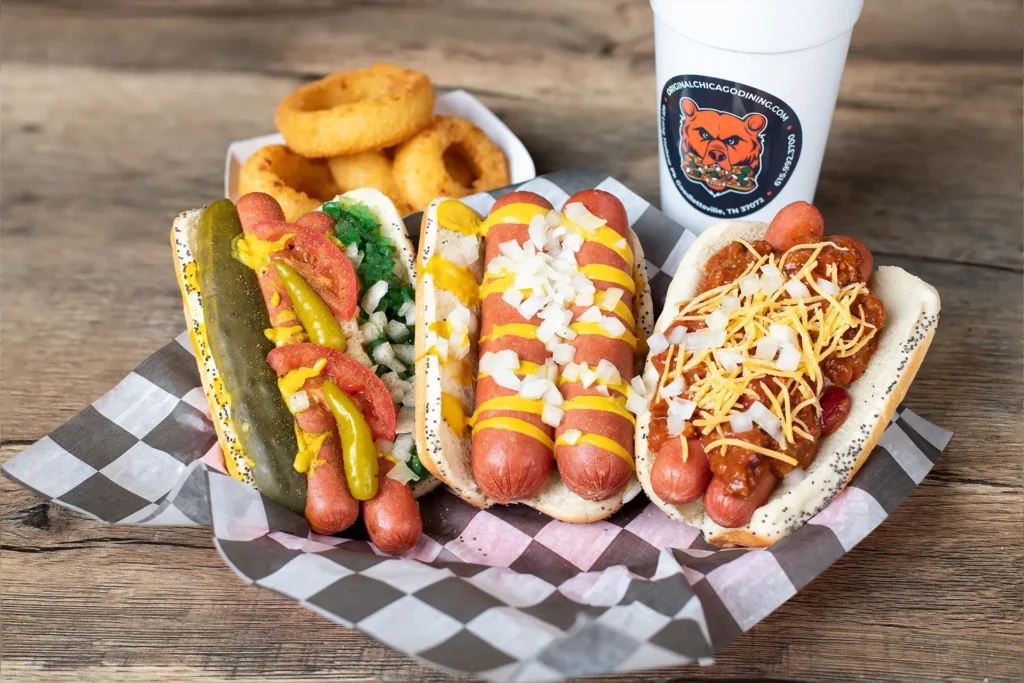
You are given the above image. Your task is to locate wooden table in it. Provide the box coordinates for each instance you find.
[3,1,1021,680]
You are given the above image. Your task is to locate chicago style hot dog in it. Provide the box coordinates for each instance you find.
[171,188,438,552]
[635,202,940,546]
[415,189,654,522]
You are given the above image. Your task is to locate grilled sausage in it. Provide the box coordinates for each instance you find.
[472,191,556,503]
[363,459,423,553]
[650,437,712,505]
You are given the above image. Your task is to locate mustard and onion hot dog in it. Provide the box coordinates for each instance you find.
[415,187,654,523]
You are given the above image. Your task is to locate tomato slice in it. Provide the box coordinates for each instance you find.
[267,343,397,441]
[250,220,358,321]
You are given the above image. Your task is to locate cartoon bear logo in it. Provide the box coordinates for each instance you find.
[678,97,767,195]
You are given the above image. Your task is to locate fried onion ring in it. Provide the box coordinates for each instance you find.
[327,150,413,215]
[238,144,339,222]
[275,64,434,158]
[392,116,510,211]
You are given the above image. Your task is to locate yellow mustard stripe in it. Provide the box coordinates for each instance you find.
[472,396,545,422]
[435,199,483,236]
[568,223,634,266]
[441,392,470,437]
[581,264,636,294]
[569,322,638,349]
[474,417,554,450]
[480,323,539,344]
[479,203,550,238]
[563,396,636,424]
[479,274,517,300]
[556,433,634,469]
[425,255,480,307]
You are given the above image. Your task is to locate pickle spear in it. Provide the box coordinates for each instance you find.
[195,199,307,514]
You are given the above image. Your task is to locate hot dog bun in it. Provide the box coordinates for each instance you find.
[634,219,940,547]
[414,195,654,523]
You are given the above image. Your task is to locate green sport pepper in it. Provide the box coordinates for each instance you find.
[272,259,347,351]
[196,200,307,514]
[321,380,379,501]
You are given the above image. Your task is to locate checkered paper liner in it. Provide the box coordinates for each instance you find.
[3,169,951,681]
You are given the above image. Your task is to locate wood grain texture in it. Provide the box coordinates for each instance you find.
[2,0,1022,680]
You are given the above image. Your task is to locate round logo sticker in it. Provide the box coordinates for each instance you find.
[660,75,802,218]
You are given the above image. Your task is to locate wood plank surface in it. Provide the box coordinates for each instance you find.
[2,0,1022,680]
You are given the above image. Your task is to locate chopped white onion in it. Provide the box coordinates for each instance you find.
[395,406,415,434]
[518,295,548,320]
[564,202,607,230]
[542,404,564,428]
[784,279,812,300]
[562,362,581,381]
[372,342,406,374]
[491,368,521,391]
[552,343,576,365]
[499,240,522,258]
[393,344,416,366]
[769,324,798,346]
[729,411,754,434]
[747,402,785,444]
[360,321,382,342]
[544,386,564,407]
[685,329,727,350]
[706,309,729,331]
[386,459,417,484]
[369,310,388,331]
[518,375,553,399]
[661,377,685,398]
[579,306,604,323]
[362,280,389,314]
[502,287,525,309]
[630,376,647,396]
[574,292,594,307]
[626,390,648,415]
[596,359,621,386]
[739,274,762,297]
[579,365,598,388]
[776,343,801,372]
[667,413,685,437]
[648,332,668,355]
[404,302,416,325]
[600,315,626,338]
[434,336,449,361]
[392,433,415,461]
[720,296,741,315]
[595,384,610,397]
[448,234,480,267]
[816,277,841,296]
[599,288,624,310]
[754,337,779,360]
[668,397,697,420]
[562,429,582,445]
[387,320,410,342]
[528,215,548,250]
[380,372,410,404]
[666,326,688,345]
[545,210,562,228]
[286,390,309,413]
[715,349,744,372]
[760,270,784,294]
[375,438,393,455]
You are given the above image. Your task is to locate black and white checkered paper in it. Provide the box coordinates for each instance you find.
[3,169,951,680]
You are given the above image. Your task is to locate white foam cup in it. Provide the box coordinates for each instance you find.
[651,0,863,233]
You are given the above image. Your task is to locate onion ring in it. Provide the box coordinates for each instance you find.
[392,116,510,211]
[238,144,339,222]
[275,64,434,158]
[327,150,412,215]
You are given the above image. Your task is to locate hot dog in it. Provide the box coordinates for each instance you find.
[171,188,438,550]
[635,201,940,547]
[554,190,636,501]
[472,192,556,503]
[415,187,654,523]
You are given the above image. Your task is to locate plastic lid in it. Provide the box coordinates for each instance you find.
[650,0,863,54]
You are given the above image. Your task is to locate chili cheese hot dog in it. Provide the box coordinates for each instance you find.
[415,188,654,523]
[171,189,439,551]
[635,201,940,547]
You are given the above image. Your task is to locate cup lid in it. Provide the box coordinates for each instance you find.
[651,0,863,54]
